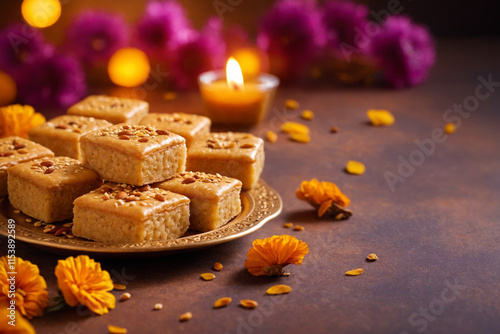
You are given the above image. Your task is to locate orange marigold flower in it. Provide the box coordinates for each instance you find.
[0,300,35,334]
[55,255,115,315]
[296,179,352,219]
[0,256,49,319]
[0,104,46,138]
[245,235,309,276]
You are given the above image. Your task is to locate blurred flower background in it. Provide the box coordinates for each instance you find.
[0,0,437,110]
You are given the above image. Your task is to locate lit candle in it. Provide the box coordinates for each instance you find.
[198,58,279,126]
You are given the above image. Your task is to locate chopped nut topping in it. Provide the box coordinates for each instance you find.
[115,191,127,200]
[156,129,169,135]
[17,149,29,154]
[119,135,130,140]
[154,193,166,202]
[55,124,68,130]
[0,151,14,157]
[240,143,255,149]
[44,167,55,174]
[138,137,149,143]
[182,177,196,184]
[139,185,150,192]
[40,161,54,167]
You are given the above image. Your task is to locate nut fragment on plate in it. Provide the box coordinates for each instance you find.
[120,293,131,301]
[213,262,223,271]
[345,268,364,276]
[113,283,126,290]
[367,253,378,261]
[240,299,258,309]
[179,312,192,322]
[266,285,292,295]
[108,325,127,334]
[345,160,365,175]
[201,273,216,281]
[214,297,232,308]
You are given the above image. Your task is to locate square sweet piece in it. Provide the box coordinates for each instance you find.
[186,132,265,190]
[67,95,149,124]
[80,124,186,186]
[156,171,242,232]
[0,137,54,197]
[139,112,211,147]
[73,183,190,244]
[7,156,101,223]
[28,115,112,160]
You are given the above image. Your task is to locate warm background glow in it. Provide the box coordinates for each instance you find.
[107,47,150,87]
[21,0,61,28]
[0,72,17,106]
[226,57,244,89]
[231,47,269,81]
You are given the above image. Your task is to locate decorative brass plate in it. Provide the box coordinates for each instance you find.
[0,179,282,258]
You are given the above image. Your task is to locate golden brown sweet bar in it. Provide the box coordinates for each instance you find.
[139,112,211,147]
[156,171,242,232]
[186,132,264,190]
[7,156,101,222]
[73,183,190,243]
[80,124,187,185]
[67,95,149,124]
[28,115,111,160]
[0,137,54,197]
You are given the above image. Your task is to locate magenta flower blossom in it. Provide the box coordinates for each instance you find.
[170,17,226,89]
[135,0,194,60]
[65,11,128,64]
[323,0,370,57]
[0,23,54,80]
[369,15,436,88]
[17,54,86,108]
[257,0,326,80]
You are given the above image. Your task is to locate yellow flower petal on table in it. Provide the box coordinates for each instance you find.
[345,268,364,276]
[281,121,310,135]
[108,325,128,334]
[0,104,46,138]
[301,110,314,120]
[244,235,309,276]
[346,160,365,175]
[444,122,456,134]
[0,256,48,319]
[367,109,395,126]
[200,273,216,281]
[296,179,350,208]
[214,297,232,308]
[55,255,115,315]
[266,284,292,295]
[266,130,278,143]
[0,301,35,334]
[289,132,310,143]
[285,99,299,109]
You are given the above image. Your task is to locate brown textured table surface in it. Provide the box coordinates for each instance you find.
[2,38,500,334]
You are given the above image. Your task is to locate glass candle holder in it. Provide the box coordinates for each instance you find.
[198,70,279,126]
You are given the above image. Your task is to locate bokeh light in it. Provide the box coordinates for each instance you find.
[231,47,269,81]
[0,72,17,106]
[21,0,62,28]
[108,48,151,88]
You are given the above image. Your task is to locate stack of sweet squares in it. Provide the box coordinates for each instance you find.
[2,95,265,244]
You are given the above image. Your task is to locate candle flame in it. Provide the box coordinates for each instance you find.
[226,57,244,90]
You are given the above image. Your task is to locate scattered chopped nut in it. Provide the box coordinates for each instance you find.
[63,223,73,228]
[444,122,456,134]
[40,161,54,167]
[367,253,378,261]
[301,110,314,120]
[346,160,365,175]
[367,109,394,126]
[293,225,304,231]
[201,273,216,281]
[156,129,169,136]
[107,325,127,334]
[240,299,258,309]
[115,191,127,200]
[120,293,131,301]
[179,312,192,322]
[154,303,163,310]
[214,297,232,308]
[213,262,223,271]
[25,218,32,223]
[138,137,149,143]
[113,284,126,290]
[34,222,42,227]
[118,135,130,140]
[17,149,29,154]
[266,285,292,295]
[154,193,166,202]
[13,209,20,214]
[266,131,278,143]
[330,126,339,133]
[44,167,55,174]
[345,268,364,276]
[285,99,299,110]
[283,222,293,228]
